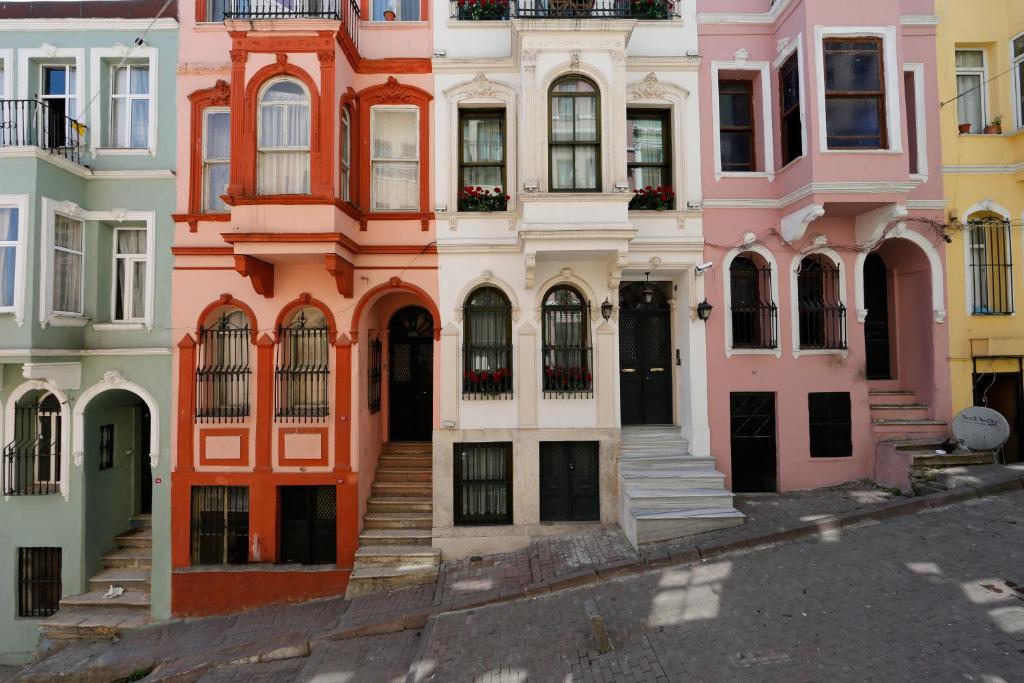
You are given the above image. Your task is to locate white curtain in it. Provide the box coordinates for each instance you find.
[52,215,82,314]
[372,109,418,210]
[957,74,983,134]
[204,110,231,212]
[111,66,149,148]
[458,444,508,520]
[258,81,310,194]
[0,207,17,308]
[115,229,147,321]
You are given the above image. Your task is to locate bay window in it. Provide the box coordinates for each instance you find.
[955,50,986,135]
[779,53,802,166]
[1013,34,1023,129]
[372,0,419,21]
[41,65,77,149]
[549,76,600,191]
[0,206,19,310]
[627,109,672,209]
[340,108,351,202]
[719,80,755,172]
[52,214,83,315]
[823,38,887,149]
[203,109,230,212]
[371,107,419,211]
[258,79,310,195]
[113,228,147,322]
[110,64,150,148]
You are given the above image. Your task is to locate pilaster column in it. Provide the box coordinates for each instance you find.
[440,323,459,428]
[227,43,247,196]
[176,334,196,473]
[518,321,537,428]
[596,320,616,428]
[334,334,352,471]
[255,334,274,472]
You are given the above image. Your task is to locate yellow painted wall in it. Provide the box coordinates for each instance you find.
[936,0,1024,416]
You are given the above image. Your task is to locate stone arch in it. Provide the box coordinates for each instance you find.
[3,380,71,499]
[454,272,521,323]
[853,229,946,323]
[196,293,259,343]
[722,243,781,357]
[533,270,600,319]
[73,372,161,469]
[274,292,338,342]
[350,277,440,343]
[789,247,848,357]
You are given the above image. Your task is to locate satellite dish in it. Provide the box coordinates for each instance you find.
[952,406,1010,451]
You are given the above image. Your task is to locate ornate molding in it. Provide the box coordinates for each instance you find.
[103,370,126,387]
[233,255,275,298]
[56,200,83,218]
[780,203,825,243]
[324,254,354,298]
[524,253,537,289]
[521,50,537,68]
[627,72,689,102]
[379,76,412,103]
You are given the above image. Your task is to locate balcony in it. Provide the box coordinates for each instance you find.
[0,99,87,165]
[219,0,361,48]
[450,0,679,21]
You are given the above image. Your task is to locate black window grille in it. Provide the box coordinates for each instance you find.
[797,256,847,350]
[98,424,114,470]
[808,392,852,458]
[368,336,382,413]
[730,255,778,349]
[196,311,252,422]
[454,442,512,525]
[276,308,330,421]
[18,547,62,618]
[968,218,1013,315]
[541,285,593,397]
[279,485,337,565]
[190,486,249,565]
[3,393,62,496]
[779,52,802,166]
[463,287,513,399]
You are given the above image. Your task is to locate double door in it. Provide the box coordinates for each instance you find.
[539,442,599,522]
[619,284,673,425]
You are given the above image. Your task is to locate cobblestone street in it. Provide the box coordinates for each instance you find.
[199,490,1024,682]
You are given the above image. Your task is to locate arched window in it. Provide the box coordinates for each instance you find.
[463,287,513,398]
[541,285,592,396]
[549,76,600,191]
[730,254,777,349]
[3,391,62,495]
[276,306,330,420]
[966,213,1013,314]
[258,79,310,195]
[797,255,846,350]
[196,308,252,421]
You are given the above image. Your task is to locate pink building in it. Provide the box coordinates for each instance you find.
[699,0,951,492]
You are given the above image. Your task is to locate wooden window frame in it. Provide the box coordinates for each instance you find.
[823,37,887,149]
[548,75,601,192]
[340,107,351,202]
[458,108,507,197]
[626,107,671,192]
[369,105,420,212]
[778,53,802,166]
[453,442,513,526]
[808,392,852,458]
[718,79,756,172]
[202,107,231,214]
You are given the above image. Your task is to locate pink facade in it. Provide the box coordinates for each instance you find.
[700,0,951,492]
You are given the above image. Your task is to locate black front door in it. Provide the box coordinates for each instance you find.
[279,485,337,565]
[139,408,152,515]
[539,442,599,521]
[730,392,777,493]
[388,306,434,441]
[975,372,1023,464]
[864,252,892,379]
[619,282,673,425]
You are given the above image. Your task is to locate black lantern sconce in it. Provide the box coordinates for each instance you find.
[600,298,614,321]
[696,299,713,322]
[642,272,657,306]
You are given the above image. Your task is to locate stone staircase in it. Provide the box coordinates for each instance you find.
[40,515,151,641]
[869,383,949,443]
[619,426,744,549]
[346,442,440,598]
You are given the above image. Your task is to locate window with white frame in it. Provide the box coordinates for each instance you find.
[113,228,147,322]
[41,65,77,149]
[52,214,84,315]
[955,50,986,134]
[1013,34,1024,129]
[0,207,19,310]
[340,108,351,202]
[203,108,230,212]
[372,0,419,21]
[371,107,419,211]
[110,64,150,148]
[258,79,310,195]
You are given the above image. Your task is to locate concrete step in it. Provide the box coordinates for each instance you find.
[114,528,152,549]
[130,514,152,530]
[59,590,150,611]
[366,496,432,513]
[353,545,440,567]
[346,565,440,598]
[620,468,726,488]
[102,547,152,570]
[379,454,433,468]
[623,487,735,510]
[631,507,746,546]
[374,468,433,482]
[359,528,432,546]
[363,512,433,530]
[372,481,433,497]
[382,442,432,455]
[869,404,930,421]
[620,455,719,471]
[39,608,149,641]
[911,451,998,468]
[871,419,949,439]
[867,390,918,405]
[88,569,151,593]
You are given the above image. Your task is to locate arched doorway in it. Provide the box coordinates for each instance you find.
[388,306,434,441]
[619,280,672,425]
[863,252,892,379]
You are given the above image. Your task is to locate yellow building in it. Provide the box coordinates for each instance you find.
[937,0,1024,463]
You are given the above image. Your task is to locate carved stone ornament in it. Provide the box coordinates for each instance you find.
[481,270,493,281]
[111,208,129,223]
[466,72,499,99]
[742,231,757,246]
[275,52,288,66]
[734,48,750,65]
[73,451,84,467]
[210,79,231,106]
[40,43,58,58]
[57,201,83,218]
[630,73,666,100]
[149,452,159,469]
[317,49,335,65]
[113,43,131,58]
[103,370,126,387]
[612,49,626,67]
[776,37,792,56]
[379,76,412,103]
[520,50,538,67]
[570,52,581,70]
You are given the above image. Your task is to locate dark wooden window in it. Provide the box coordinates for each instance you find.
[627,108,671,196]
[904,71,919,175]
[368,335,382,413]
[808,392,852,458]
[463,287,513,398]
[968,218,1014,315]
[541,285,592,397]
[18,547,61,618]
[549,76,600,191]
[779,53,802,166]
[190,486,249,565]
[279,485,337,564]
[98,424,114,470]
[730,255,777,349]
[797,256,847,350]
[823,37,887,149]
[458,109,506,206]
[719,80,756,172]
[454,442,512,525]
[196,310,251,422]
[275,307,330,422]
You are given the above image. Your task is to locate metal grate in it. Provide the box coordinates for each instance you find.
[450,0,679,19]
[18,547,62,618]
[0,99,88,164]
[196,312,252,422]
[730,256,778,349]
[541,286,593,398]
[3,394,62,496]
[797,257,847,350]
[968,219,1014,315]
[463,287,513,399]
[275,310,330,422]
[368,336,382,413]
[190,486,249,565]
[98,424,114,471]
[223,0,342,18]
[454,443,512,525]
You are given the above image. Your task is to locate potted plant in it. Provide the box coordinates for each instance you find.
[456,0,510,20]
[983,114,1004,134]
[458,186,510,212]
[630,0,674,19]
[629,185,675,211]
[958,122,972,134]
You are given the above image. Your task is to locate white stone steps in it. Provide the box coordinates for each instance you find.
[345,565,439,597]
[382,442,432,455]
[101,547,152,570]
[114,528,153,548]
[623,487,736,510]
[40,608,149,640]
[354,545,440,567]
[363,512,433,530]
[620,468,726,488]
[620,455,719,470]
[88,568,151,593]
[59,590,150,611]
[359,528,432,546]
[366,496,432,513]
[374,468,433,482]
[629,507,746,546]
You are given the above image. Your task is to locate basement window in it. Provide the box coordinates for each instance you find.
[454,442,512,526]
[190,486,249,565]
[279,486,337,565]
[808,392,852,458]
[18,547,62,618]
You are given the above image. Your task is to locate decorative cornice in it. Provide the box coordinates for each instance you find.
[379,76,413,104]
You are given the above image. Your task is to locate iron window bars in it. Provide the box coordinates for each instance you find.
[98,424,114,471]
[275,310,330,421]
[454,442,513,525]
[0,99,87,164]
[730,256,778,349]
[18,548,62,618]
[190,486,249,565]
[797,256,847,350]
[968,218,1014,315]
[368,336,382,413]
[463,287,513,399]
[542,285,593,398]
[449,0,679,19]
[223,0,342,18]
[3,394,62,496]
[196,312,252,422]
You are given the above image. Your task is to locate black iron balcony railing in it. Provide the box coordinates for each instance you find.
[3,441,62,496]
[450,0,678,20]
[219,0,360,48]
[0,99,87,165]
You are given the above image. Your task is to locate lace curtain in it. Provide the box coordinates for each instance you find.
[204,110,231,212]
[0,208,17,309]
[52,215,83,314]
[258,80,310,195]
[115,229,147,321]
[371,108,419,211]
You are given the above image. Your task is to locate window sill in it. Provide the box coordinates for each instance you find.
[725,348,782,358]
[363,20,430,27]
[791,349,849,359]
[92,322,149,331]
[717,171,770,179]
[820,149,901,155]
[94,147,154,157]
[43,315,90,328]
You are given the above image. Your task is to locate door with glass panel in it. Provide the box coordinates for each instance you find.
[40,65,76,149]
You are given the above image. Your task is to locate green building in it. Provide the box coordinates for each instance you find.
[0,1,177,663]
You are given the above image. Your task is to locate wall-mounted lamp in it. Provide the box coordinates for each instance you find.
[435,203,448,213]
[696,299,713,322]
[614,181,629,192]
[600,298,614,321]
[642,272,656,305]
[686,200,702,211]
[523,180,539,192]
[432,49,447,58]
